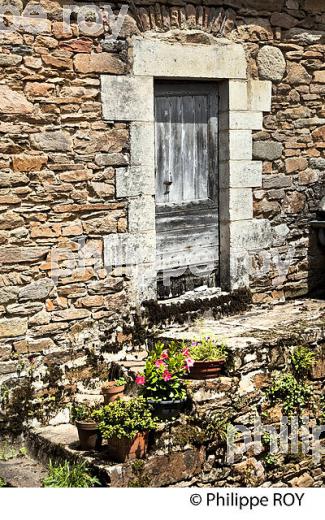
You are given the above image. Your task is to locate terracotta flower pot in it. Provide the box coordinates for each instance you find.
[75,420,101,451]
[101,382,125,405]
[106,432,149,462]
[187,359,225,379]
[147,399,187,421]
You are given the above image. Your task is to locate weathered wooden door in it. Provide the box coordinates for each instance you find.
[155,81,219,299]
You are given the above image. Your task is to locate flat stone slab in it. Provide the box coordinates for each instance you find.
[0,456,47,488]
[160,298,325,349]
[27,423,205,487]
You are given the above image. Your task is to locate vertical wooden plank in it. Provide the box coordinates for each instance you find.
[155,96,171,203]
[169,95,183,203]
[208,88,219,202]
[195,95,208,200]
[182,95,195,201]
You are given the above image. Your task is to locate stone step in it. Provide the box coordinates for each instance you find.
[26,423,205,487]
[0,455,47,488]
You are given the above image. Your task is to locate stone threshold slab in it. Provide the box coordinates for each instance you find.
[159,298,325,351]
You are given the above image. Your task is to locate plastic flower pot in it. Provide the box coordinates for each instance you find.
[75,420,102,451]
[147,399,187,421]
[186,359,225,379]
[106,432,149,462]
[101,382,125,405]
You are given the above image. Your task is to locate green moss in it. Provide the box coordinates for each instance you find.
[172,423,206,447]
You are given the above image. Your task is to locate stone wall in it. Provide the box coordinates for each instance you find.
[0,0,325,425]
[26,315,325,487]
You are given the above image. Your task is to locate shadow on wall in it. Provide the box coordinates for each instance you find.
[308,187,325,298]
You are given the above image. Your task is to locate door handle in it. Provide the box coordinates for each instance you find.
[163,172,173,186]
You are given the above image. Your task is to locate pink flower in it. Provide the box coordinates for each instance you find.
[155,359,166,368]
[135,375,145,385]
[182,348,191,357]
[160,350,169,360]
[162,370,172,382]
[185,357,194,369]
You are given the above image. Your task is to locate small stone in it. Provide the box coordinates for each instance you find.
[0,211,24,231]
[24,56,43,69]
[30,131,72,152]
[59,170,92,182]
[74,53,125,74]
[0,286,20,304]
[253,141,283,161]
[289,473,314,487]
[75,295,105,308]
[12,154,48,172]
[257,45,286,81]
[298,168,318,185]
[25,82,54,98]
[285,63,312,85]
[285,157,308,173]
[314,71,325,83]
[90,182,115,198]
[82,213,122,234]
[52,21,73,39]
[95,153,128,167]
[51,309,91,321]
[0,53,22,66]
[284,191,306,214]
[0,317,27,338]
[233,458,265,486]
[60,38,93,53]
[18,279,53,302]
[42,54,73,70]
[13,338,55,354]
[0,246,48,264]
[312,126,325,141]
[0,85,33,114]
[270,13,298,29]
[309,158,325,170]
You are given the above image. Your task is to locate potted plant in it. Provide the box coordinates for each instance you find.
[92,396,157,462]
[135,341,193,420]
[72,403,101,451]
[187,336,228,379]
[101,377,126,405]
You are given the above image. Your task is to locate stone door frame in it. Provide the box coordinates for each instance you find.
[101,36,272,301]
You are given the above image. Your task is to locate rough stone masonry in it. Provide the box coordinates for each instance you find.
[0,0,325,426]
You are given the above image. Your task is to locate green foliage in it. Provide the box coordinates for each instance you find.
[203,411,238,445]
[190,336,228,362]
[290,346,315,378]
[263,453,279,468]
[42,460,100,488]
[0,477,6,487]
[264,372,312,415]
[0,441,27,462]
[92,396,158,440]
[136,341,189,402]
[70,402,98,423]
[114,377,126,387]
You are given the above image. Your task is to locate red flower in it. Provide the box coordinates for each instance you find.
[160,350,169,360]
[162,370,172,382]
[135,375,145,385]
[155,359,166,368]
[185,357,194,369]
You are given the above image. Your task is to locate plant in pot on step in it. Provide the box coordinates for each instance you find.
[135,340,193,420]
[101,377,127,405]
[187,336,228,379]
[72,403,101,451]
[92,396,158,463]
